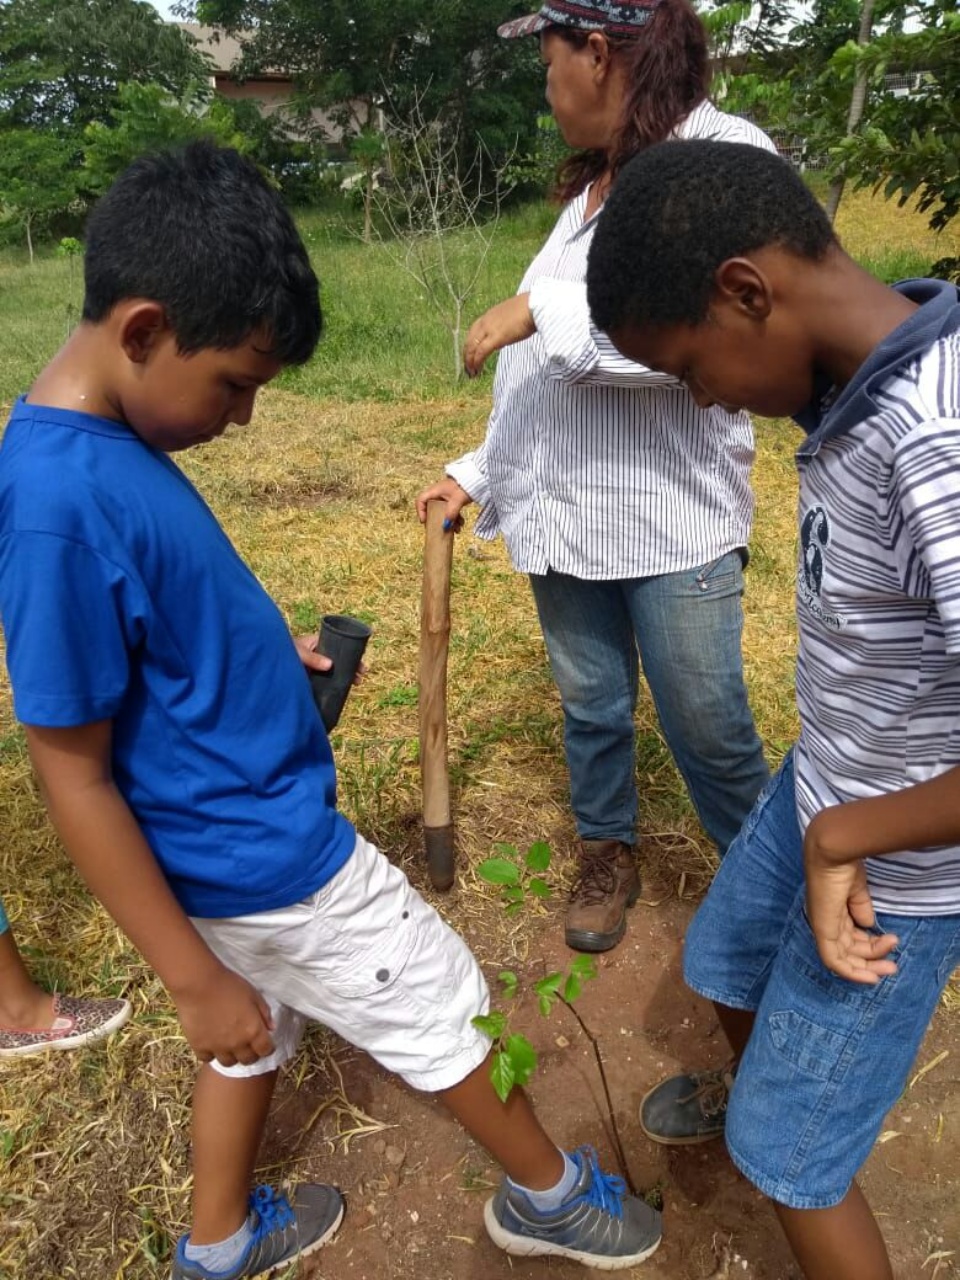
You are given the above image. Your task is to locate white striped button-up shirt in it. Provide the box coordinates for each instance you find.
[447,100,777,579]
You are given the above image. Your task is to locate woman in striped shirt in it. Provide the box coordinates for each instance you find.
[417,0,771,953]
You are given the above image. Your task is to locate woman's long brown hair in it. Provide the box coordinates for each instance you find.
[552,0,712,201]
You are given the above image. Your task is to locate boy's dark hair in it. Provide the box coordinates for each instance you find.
[587,140,837,332]
[82,141,321,364]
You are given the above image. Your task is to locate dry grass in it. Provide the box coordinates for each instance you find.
[0,186,957,1278]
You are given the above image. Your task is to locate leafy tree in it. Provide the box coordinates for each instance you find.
[0,130,80,261]
[829,0,959,251]
[823,0,878,221]
[705,0,957,255]
[0,0,208,136]
[183,0,543,172]
[83,82,251,194]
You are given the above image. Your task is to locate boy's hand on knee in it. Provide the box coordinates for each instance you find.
[172,965,276,1067]
[804,835,899,985]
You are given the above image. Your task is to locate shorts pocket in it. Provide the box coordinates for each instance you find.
[768,1009,850,1082]
[308,912,420,999]
[332,921,419,998]
[784,910,883,1007]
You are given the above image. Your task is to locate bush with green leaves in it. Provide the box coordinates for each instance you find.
[82,82,250,196]
[0,130,81,262]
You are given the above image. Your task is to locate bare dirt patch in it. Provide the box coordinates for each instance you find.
[260,856,959,1280]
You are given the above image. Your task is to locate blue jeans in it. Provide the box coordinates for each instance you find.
[529,553,768,854]
[685,755,960,1207]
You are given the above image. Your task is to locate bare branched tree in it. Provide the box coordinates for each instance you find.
[370,91,515,383]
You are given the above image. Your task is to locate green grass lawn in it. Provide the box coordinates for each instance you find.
[0,188,951,408]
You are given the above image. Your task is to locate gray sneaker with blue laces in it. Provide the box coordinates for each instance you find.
[170,1183,344,1280]
[484,1147,662,1270]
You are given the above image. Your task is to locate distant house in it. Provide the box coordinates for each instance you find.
[179,23,354,144]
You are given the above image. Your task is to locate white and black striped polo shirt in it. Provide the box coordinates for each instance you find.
[794,279,960,915]
[446,100,777,580]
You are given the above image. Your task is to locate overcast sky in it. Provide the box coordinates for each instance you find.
[146,1,180,20]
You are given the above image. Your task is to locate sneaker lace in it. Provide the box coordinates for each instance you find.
[575,1147,626,1220]
[679,1068,735,1120]
[570,847,621,906]
[248,1184,295,1241]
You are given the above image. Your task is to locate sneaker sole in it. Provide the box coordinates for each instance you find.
[638,1116,724,1146]
[564,920,627,952]
[0,1001,132,1059]
[483,1199,661,1271]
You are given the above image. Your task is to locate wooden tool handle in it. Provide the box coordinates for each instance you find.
[419,499,455,889]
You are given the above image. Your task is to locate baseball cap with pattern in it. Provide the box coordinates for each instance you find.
[498,0,664,39]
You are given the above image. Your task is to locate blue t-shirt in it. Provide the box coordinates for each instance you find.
[0,398,356,917]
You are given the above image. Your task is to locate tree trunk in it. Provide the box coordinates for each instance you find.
[825,0,878,223]
[363,172,373,244]
[25,212,34,265]
[451,311,463,384]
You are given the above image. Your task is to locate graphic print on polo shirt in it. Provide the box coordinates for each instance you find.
[797,503,844,632]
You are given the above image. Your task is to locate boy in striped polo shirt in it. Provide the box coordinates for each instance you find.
[586,139,960,1279]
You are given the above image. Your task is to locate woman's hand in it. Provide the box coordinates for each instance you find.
[416,477,472,531]
[463,294,535,377]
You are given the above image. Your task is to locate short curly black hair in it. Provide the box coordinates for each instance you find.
[587,140,836,333]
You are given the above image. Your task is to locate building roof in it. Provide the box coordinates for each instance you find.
[179,23,288,80]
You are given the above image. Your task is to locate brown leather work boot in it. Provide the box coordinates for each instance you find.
[564,839,640,953]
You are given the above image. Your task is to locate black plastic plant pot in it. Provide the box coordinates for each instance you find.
[310,614,372,733]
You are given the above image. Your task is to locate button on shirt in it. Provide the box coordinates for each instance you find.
[447,101,778,581]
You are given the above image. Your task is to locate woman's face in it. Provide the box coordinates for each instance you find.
[540,29,618,151]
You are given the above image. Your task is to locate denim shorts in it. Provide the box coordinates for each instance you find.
[684,753,960,1209]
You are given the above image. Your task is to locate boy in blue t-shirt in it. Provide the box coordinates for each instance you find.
[587,140,960,1279]
[0,143,662,1279]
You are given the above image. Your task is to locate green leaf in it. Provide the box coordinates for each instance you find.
[498,970,519,999]
[528,877,550,898]
[563,973,581,1003]
[490,1050,516,1103]
[492,842,519,859]
[478,858,520,887]
[534,973,562,1016]
[502,884,525,903]
[504,1034,538,1087]
[471,1011,507,1041]
[525,841,551,872]
[570,955,598,982]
